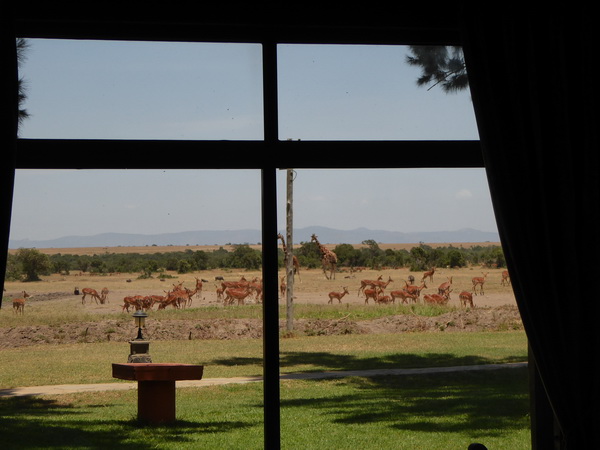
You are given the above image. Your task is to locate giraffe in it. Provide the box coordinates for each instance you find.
[311,234,337,280]
[277,233,301,281]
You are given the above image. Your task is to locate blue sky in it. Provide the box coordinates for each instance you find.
[11,39,495,242]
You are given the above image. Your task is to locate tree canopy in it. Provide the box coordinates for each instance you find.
[406,45,468,93]
[16,38,30,130]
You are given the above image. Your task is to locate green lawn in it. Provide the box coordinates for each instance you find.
[0,328,529,448]
[0,331,527,387]
[0,367,530,449]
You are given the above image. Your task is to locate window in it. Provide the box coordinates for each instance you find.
[5,16,493,448]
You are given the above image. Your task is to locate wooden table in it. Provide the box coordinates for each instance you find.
[112,363,204,425]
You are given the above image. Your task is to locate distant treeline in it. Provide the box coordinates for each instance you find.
[6,240,506,281]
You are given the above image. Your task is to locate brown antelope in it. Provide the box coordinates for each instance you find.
[404,281,427,299]
[390,289,418,304]
[371,276,393,291]
[158,284,196,310]
[501,270,511,286]
[156,292,180,310]
[472,272,488,295]
[357,275,383,296]
[194,277,204,299]
[12,297,26,315]
[423,292,450,305]
[459,291,474,308]
[376,294,393,304]
[170,283,198,309]
[328,287,350,304]
[182,287,197,307]
[224,287,252,306]
[437,277,453,296]
[144,294,166,310]
[363,287,382,304]
[221,276,250,291]
[248,279,263,303]
[422,267,436,283]
[122,295,144,312]
[81,287,106,305]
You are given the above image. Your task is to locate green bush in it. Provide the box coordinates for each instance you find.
[8,240,506,279]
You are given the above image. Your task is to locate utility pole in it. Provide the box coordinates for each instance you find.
[285,169,294,331]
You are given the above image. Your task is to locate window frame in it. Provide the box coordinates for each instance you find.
[7,14,482,448]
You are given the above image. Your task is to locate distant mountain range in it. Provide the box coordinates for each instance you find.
[9,226,500,249]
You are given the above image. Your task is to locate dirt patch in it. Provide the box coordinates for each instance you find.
[0,305,522,349]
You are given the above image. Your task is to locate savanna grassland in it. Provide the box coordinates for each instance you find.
[0,245,529,449]
[1,243,520,348]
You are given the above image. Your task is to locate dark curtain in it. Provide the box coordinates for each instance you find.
[0,16,18,309]
[461,7,599,449]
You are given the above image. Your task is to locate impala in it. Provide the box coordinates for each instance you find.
[328,287,350,304]
[472,272,489,295]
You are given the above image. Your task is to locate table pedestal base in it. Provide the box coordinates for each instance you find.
[138,380,176,424]
[112,363,204,426]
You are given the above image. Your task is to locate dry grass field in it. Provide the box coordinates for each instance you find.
[1,244,521,350]
[4,242,515,309]
[2,266,515,307]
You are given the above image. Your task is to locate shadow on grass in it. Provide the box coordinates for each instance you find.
[0,396,255,449]
[280,367,530,439]
[208,352,529,442]
[1,353,527,447]
[209,351,526,373]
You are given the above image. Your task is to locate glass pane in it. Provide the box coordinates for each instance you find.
[17,39,264,140]
[5,169,265,443]
[278,45,479,140]
[276,169,526,447]
[9,169,262,244]
[277,168,497,235]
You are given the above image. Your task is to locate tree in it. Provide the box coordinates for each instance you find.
[385,248,406,268]
[16,38,30,130]
[4,254,22,281]
[89,258,105,274]
[332,243,358,267]
[51,257,71,275]
[192,250,209,270]
[227,245,261,270]
[14,248,51,281]
[406,46,468,93]
[296,241,322,269]
[482,247,506,268]
[361,239,382,256]
[409,245,428,271]
[177,260,192,274]
[445,248,466,268]
[358,240,386,269]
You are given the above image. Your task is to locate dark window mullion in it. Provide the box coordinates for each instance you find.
[14,139,483,170]
[261,41,281,449]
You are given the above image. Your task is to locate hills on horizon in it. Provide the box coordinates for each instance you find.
[9,226,500,249]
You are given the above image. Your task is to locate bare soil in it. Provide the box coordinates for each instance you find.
[1,260,522,349]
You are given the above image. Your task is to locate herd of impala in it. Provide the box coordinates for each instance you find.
[117,276,264,312]
[328,267,511,308]
[120,277,205,312]
[8,266,511,316]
